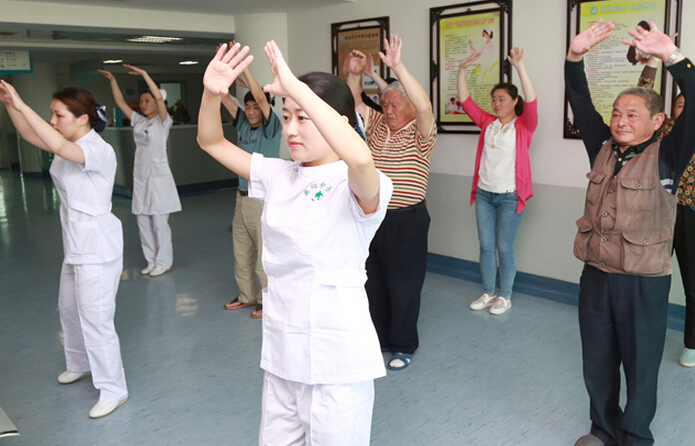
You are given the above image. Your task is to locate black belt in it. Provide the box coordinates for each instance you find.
[238,190,248,196]
[387,200,426,215]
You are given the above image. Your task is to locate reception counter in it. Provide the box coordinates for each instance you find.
[102,123,238,197]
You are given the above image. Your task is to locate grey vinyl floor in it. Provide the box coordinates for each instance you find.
[1,169,694,446]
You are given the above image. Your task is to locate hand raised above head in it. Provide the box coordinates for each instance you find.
[569,19,615,58]
[263,40,299,99]
[458,52,483,71]
[343,50,366,75]
[363,53,376,76]
[379,34,403,68]
[203,43,254,96]
[622,21,679,62]
[507,47,525,68]
[97,70,115,80]
[123,64,148,77]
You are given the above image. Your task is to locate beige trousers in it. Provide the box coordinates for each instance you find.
[232,191,267,304]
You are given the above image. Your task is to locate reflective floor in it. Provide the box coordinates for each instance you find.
[1,169,694,446]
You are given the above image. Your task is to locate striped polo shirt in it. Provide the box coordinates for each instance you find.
[366,107,437,209]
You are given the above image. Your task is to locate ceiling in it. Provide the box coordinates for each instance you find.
[2,0,350,69]
[20,0,349,15]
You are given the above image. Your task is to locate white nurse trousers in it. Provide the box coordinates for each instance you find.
[58,259,128,402]
[259,372,374,446]
[137,213,173,269]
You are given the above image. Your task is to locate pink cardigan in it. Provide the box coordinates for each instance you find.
[462,96,538,214]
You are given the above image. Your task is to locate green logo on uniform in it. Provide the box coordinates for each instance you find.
[304,181,333,201]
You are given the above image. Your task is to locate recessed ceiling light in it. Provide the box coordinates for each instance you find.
[179,61,199,65]
[103,59,123,64]
[126,36,183,44]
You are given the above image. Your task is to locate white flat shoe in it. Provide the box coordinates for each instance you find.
[149,266,171,277]
[57,371,91,384]
[89,398,128,419]
[141,265,155,275]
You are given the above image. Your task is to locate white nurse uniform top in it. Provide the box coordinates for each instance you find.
[249,153,393,385]
[130,113,182,216]
[49,129,123,264]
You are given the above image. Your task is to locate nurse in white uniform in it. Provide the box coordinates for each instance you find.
[99,65,182,277]
[198,42,393,446]
[0,82,129,419]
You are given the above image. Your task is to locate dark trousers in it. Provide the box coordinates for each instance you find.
[673,204,695,349]
[365,202,430,354]
[578,265,670,446]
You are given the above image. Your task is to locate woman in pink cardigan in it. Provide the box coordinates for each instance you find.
[457,47,538,315]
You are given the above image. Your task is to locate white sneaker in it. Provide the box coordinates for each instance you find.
[89,398,128,419]
[57,371,91,384]
[149,266,171,277]
[141,265,155,275]
[470,293,497,310]
[679,348,695,367]
[489,297,511,315]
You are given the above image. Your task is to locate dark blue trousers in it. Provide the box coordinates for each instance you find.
[673,204,695,349]
[365,202,430,354]
[579,265,670,446]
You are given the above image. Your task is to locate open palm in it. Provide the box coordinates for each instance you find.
[203,43,253,96]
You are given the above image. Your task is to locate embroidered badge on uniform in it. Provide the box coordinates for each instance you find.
[304,182,333,201]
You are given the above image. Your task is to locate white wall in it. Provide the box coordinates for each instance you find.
[234,13,291,159]
[0,0,235,34]
[287,0,695,305]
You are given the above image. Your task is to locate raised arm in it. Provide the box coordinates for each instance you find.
[362,53,389,92]
[507,47,536,102]
[457,52,483,102]
[264,41,380,213]
[98,70,134,120]
[627,21,690,173]
[380,35,434,136]
[241,67,271,121]
[565,20,615,159]
[197,43,254,179]
[567,19,615,62]
[344,50,368,118]
[124,64,169,123]
[0,80,85,164]
[622,21,683,67]
[221,94,239,120]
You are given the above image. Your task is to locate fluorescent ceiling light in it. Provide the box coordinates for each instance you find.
[126,36,183,44]
[179,60,199,65]
[103,59,123,64]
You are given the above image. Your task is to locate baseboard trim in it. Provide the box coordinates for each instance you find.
[427,253,686,331]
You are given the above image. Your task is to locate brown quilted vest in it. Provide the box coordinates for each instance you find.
[574,140,676,276]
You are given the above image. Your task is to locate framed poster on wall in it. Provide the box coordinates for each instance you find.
[430,0,512,133]
[332,17,390,105]
[564,0,682,138]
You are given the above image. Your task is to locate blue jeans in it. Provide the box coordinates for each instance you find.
[474,188,524,299]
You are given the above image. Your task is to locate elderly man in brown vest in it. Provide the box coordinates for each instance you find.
[565,20,695,446]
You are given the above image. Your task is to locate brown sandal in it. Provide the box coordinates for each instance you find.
[250,303,263,319]
[224,297,257,310]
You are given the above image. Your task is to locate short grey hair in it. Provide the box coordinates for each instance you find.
[382,81,412,105]
[614,87,664,117]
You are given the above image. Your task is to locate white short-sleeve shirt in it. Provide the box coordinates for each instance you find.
[49,129,123,264]
[249,153,393,385]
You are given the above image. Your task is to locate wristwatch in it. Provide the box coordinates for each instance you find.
[665,48,682,67]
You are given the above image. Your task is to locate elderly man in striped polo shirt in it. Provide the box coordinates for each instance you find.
[346,35,437,371]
